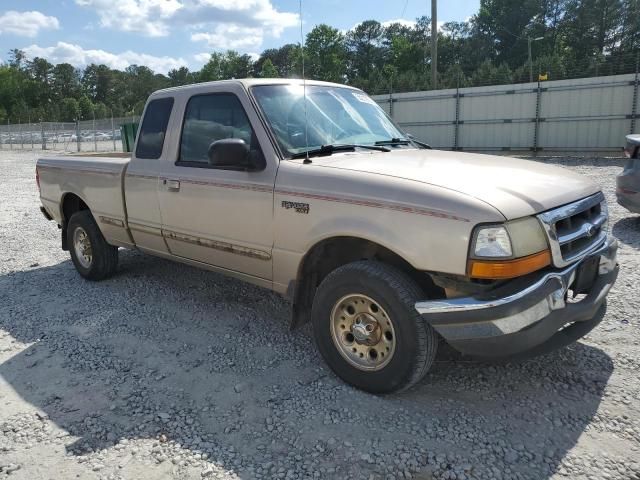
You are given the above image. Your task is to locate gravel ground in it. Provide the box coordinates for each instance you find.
[1,150,639,480]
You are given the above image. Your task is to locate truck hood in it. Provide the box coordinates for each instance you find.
[310,149,599,219]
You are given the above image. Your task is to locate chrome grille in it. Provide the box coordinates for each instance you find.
[537,192,607,267]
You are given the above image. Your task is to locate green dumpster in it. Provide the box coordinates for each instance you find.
[120,122,139,152]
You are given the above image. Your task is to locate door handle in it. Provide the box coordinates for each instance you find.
[164,179,180,191]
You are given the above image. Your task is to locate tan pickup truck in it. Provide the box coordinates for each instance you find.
[37,79,619,393]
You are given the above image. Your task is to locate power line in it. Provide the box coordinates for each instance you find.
[401,0,409,18]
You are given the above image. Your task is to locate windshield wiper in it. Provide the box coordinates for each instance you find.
[290,143,391,159]
[404,134,432,149]
[377,137,433,149]
[374,137,411,146]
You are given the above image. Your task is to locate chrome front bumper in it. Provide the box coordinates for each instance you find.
[415,236,619,358]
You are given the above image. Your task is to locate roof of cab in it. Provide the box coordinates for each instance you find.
[152,78,360,96]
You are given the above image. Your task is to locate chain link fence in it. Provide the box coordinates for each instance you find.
[0,116,141,153]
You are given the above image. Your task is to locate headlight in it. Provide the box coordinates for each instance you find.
[505,217,549,257]
[469,217,551,279]
[472,226,512,257]
[471,217,548,259]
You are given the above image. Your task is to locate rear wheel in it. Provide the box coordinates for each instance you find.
[68,210,118,281]
[312,261,438,393]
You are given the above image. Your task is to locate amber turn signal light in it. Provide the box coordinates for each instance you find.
[468,250,551,279]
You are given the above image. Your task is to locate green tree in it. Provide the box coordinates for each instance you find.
[60,98,80,121]
[560,0,622,63]
[474,0,542,67]
[0,65,26,121]
[438,22,472,69]
[199,51,254,81]
[441,64,469,88]
[94,102,108,119]
[346,20,386,82]
[1,1,640,117]
[618,0,640,52]
[258,58,279,78]
[168,66,194,86]
[305,24,347,82]
[52,63,80,99]
[82,64,114,104]
[26,57,54,107]
[119,65,166,114]
[255,44,300,77]
[384,21,427,75]
[78,95,94,119]
[8,49,26,69]
[471,59,502,86]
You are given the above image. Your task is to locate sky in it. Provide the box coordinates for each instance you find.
[0,0,480,74]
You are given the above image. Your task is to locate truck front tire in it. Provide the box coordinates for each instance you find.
[67,210,118,281]
[312,261,438,393]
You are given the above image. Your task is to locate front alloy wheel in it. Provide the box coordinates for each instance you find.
[312,261,438,393]
[330,294,396,371]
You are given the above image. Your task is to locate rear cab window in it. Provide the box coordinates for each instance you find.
[135,97,174,159]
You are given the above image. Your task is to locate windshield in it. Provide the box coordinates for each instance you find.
[251,84,408,158]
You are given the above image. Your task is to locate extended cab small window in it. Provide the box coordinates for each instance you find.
[135,97,174,159]
[178,93,263,169]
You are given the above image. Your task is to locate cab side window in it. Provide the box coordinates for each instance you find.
[135,97,174,159]
[178,93,263,168]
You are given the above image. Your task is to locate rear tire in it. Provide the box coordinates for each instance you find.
[67,210,118,281]
[312,261,438,393]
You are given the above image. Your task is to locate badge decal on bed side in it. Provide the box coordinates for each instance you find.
[281,200,310,214]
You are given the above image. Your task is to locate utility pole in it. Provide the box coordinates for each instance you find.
[528,36,544,83]
[431,0,438,90]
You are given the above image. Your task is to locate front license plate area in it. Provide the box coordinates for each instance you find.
[572,256,599,295]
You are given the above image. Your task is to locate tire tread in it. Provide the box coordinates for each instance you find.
[68,210,118,281]
[314,260,438,393]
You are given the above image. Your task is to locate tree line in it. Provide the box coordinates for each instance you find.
[0,0,638,123]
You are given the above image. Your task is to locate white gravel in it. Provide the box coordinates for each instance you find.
[1,150,639,480]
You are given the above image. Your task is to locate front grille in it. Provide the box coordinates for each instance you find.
[537,192,607,267]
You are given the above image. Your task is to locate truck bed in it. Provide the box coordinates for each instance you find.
[37,154,131,247]
[64,152,131,159]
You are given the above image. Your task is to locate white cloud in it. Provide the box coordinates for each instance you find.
[75,0,298,52]
[75,0,182,37]
[381,19,416,29]
[23,42,188,73]
[191,24,264,50]
[193,52,211,64]
[348,18,446,34]
[0,10,60,38]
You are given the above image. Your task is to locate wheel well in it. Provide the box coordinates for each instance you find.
[60,193,89,250]
[289,237,441,329]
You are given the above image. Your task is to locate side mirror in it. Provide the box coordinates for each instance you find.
[207,138,251,169]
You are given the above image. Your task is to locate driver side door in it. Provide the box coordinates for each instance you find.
[156,87,276,281]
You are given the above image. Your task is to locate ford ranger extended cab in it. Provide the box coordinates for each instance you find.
[37,79,619,393]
